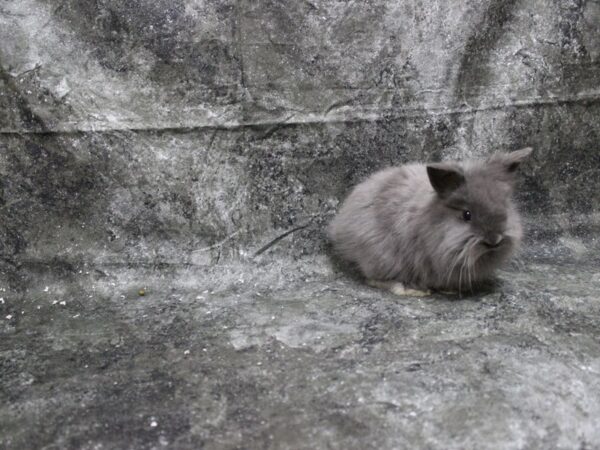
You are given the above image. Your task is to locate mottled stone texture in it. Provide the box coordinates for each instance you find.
[1,1,600,449]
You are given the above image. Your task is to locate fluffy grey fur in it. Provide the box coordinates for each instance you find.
[328,148,533,293]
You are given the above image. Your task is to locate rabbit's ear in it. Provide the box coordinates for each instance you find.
[492,147,533,173]
[426,163,465,197]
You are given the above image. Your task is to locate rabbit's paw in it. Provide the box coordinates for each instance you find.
[367,279,431,297]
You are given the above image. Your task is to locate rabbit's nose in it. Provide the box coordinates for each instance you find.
[484,234,503,248]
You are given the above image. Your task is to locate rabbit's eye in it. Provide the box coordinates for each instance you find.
[462,210,472,221]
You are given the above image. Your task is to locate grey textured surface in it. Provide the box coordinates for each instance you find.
[1,0,600,449]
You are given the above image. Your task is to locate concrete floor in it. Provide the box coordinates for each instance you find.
[2,240,600,449]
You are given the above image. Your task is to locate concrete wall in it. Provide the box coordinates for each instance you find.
[1,0,599,267]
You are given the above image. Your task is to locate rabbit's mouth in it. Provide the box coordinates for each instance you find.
[483,241,503,250]
[482,234,505,250]
[481,237,514,255]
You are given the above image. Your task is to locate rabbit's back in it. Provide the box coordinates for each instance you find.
[328,164,433,281]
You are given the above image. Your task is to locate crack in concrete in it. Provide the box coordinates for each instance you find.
[1,92,599,136]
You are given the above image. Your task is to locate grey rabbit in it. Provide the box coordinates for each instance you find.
[328,148,533,296]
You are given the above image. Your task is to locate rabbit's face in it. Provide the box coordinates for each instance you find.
[444,172,519,254]
[426,148,532,289]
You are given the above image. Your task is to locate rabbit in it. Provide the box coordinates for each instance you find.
[328,147,533,296]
